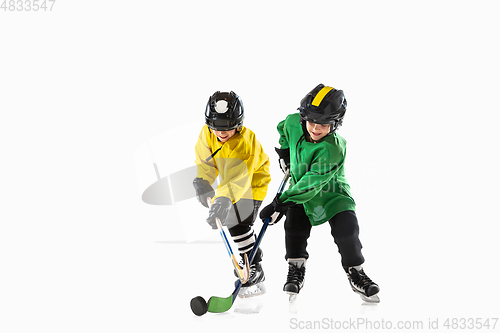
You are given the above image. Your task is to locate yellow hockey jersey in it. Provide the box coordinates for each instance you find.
[194,125,271,203]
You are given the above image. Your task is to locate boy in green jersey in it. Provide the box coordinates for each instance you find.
[260,84,380,303]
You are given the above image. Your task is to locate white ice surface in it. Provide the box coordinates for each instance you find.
[1,1,499,332]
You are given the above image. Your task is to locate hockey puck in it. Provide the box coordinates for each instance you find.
[190,296,208,316]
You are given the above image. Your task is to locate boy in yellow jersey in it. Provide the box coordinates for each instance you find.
[193,91,271,297]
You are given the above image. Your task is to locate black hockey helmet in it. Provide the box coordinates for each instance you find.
[299,84,347,134]
[205,91,244,131]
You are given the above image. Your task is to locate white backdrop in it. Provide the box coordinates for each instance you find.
[1,1,499,332]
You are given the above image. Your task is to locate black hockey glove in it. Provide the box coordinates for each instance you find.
[192,178,215,208]
[275,147,290,174]
[259,194,295,225]
[206,196,233,229]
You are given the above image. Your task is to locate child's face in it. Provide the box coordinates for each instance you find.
[306,121,331,142]
[213,129,237,143]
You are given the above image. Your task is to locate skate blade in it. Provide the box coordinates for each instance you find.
[238,282,266,298]
[360,293,380,303]
[287,293,298,303]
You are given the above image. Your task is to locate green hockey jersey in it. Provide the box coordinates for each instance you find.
[278,113,356,226]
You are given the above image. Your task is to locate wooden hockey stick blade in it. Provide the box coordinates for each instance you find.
[209,197,250,284]
[221,219,249,283]
[241,253,250,283]
[206,222,266,313]
[206,217,271,313]
[205,173,290,313]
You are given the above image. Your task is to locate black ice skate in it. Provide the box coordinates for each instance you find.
[346,266,380,303]
[235,249,266,298]
[236,262,265,298]
[283,258,306,303]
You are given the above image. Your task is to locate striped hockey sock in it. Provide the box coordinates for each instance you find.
[231,229,255,256]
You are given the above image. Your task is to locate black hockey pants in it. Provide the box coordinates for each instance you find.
[284,204,364,269]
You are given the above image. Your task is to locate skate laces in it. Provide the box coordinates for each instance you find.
[244,262,257,279]
[349,268,373,290]
[242,262,264,287]
[287,264,305,283]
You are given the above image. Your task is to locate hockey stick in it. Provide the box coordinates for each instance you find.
[207,198,250,284]
[191,170,290,315]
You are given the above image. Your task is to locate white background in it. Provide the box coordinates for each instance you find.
[1,1,499,332]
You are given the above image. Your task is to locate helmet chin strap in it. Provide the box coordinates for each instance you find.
[332,119,343,133]
[329,123,337,135]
